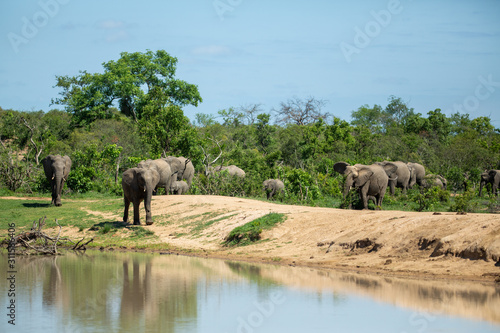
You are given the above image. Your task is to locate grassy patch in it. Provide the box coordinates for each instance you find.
[0,197,121,231]
[191,213,237,235]
[223,213,286,247]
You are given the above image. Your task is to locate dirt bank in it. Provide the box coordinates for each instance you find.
[5,195,499,282]
[140,195,500,282]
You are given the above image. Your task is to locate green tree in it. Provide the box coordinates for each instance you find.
[254,113,275,154]
[384,95,415,128]
[350,104,384,133]
[52,50,202,127]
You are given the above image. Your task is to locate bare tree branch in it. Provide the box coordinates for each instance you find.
[273,97,328,126]
[21,117,44,165]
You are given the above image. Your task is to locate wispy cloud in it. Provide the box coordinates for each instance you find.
[192,45,232,56]
[95,19,131,43]
[97,20,125,30]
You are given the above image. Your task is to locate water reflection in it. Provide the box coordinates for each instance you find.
[1,251,499,333]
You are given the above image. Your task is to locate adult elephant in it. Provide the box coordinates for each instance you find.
[424,174,447,190]
[170,180,189,195]
[376,161,410,195]
[263,179,284,200]
[479,170,500,197]
[137,159,172,194]
[122,167,160,225]
[164,156,195,188]
[334,162,397,210]
[42,154,72,206]
[407,162,426,188]
[210,165,246,178]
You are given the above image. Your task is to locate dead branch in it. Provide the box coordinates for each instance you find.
[5,216,92,255]
[202,137,224,175]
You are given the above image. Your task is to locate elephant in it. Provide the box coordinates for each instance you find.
[163,156,195,188]
[424,174,447,190]
[170,180,189,195]
[263,179,284,200]
[122,167,160,225]
[137,159,172,194]
[208,165,246,178]
[376,161,410,195]
[334,162,397,210]
[42,154,72,206]
[479,170,500,197]
[407,162,426,188]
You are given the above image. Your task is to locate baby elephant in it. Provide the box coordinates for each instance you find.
[263,179,284,200]
[170,180,189,195]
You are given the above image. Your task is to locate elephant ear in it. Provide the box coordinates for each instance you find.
[489,170,499,179]
[62,155,72,177]
[42,155,54,179]
[382,163,398,178]
[354,168,373,187]
[334,162,350,175]
[151,169,161,186]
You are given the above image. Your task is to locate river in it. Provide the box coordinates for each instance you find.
[1,251,499,332]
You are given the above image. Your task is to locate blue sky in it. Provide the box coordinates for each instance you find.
[1,0,499,125]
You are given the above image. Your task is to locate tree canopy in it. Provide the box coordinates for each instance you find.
[52,50,202,127]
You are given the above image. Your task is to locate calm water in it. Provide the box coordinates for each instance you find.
[1,251,500,333]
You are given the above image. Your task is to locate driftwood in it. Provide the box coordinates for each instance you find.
[6,216,93,255]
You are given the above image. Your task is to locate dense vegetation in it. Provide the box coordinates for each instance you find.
[1,50,499,213]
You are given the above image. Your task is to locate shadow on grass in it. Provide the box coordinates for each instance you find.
[89,221,129,232]
[89,221,155,238]
[23,202,51,208]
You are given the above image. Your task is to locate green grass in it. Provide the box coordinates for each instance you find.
[223,213,287,247]
[0,196,122,231]
[0,194,152,249]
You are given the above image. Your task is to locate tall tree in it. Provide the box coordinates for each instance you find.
[52,50,202,127]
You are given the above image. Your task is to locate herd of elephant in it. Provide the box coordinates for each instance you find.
[41,154,500,225]
[41,154,284,225]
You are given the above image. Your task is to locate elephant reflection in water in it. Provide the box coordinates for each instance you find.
[120,260,152,318]
[119,258,198,331]
[42,257,70,309]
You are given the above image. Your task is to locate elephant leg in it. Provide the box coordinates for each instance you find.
[402,185,407,195]
[51,182,57,205]
[133,200,141,225]
[123,196,131,223]
[360,186,370,209]
[377,187,387,209]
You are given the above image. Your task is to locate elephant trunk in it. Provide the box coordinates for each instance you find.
[479,180,485,197]
[343,175,354,199]
[144,185,154,225]
[53,172,64,206]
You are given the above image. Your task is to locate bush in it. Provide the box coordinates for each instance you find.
[408,186,449,212]
[223,213,286,247]
[449,187,478,213]
[284,168,321,202]
[0,150,36,192]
